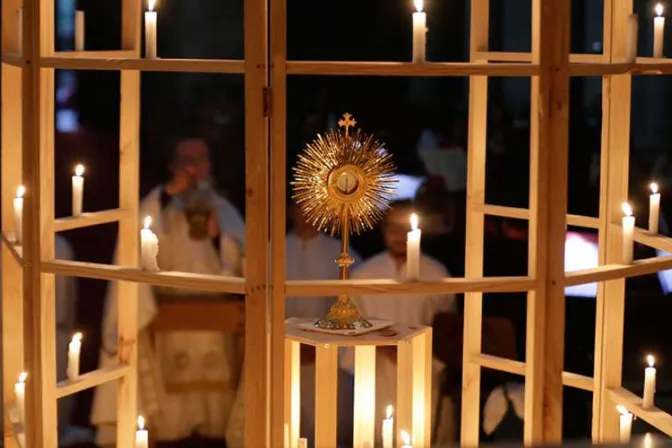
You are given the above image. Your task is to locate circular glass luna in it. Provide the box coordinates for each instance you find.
[335,171,359,195]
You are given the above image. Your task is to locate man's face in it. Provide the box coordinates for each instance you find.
[173,139,211,182]
[382,209,412,257]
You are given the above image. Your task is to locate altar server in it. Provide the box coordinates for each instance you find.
[345,200,457,443]
[91,137,245,445]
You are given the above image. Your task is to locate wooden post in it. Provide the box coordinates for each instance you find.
[284,339,300,448]
[527,0,571,443]
[243,0,270,444]
[461,0,489,444]
[353,346,376,447]
[314,344,337,447]
[593,0,633,442]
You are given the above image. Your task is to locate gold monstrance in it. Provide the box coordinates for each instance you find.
[292,113,396,330]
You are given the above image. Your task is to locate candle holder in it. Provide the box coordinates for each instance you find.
[284,318,432,448]
[292,113,397,330]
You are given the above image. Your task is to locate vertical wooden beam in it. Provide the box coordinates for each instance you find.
[353,346,376,447]
[396,341,413,448]
[270,0,288,443]
[411,330,432,448]
[527,0,571,444]
[116,0,142,445]
[592,0,632,442]
[314,344,337,448]
[461,0,489,444]
[243,0,270,443]
[284,340,300,448]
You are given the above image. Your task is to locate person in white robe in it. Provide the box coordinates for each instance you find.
[1,236,78,444]
[344,200,457,446]
[91,137,245,446]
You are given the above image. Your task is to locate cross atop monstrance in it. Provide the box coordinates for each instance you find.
[338,112,356,136]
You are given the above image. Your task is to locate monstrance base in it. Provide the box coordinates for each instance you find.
[314,294,372,330]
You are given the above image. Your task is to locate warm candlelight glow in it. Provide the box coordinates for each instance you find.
[617,405,630,416]
[148,0,155,11]
[75,164,84,176]
[18,372,27,383]
[144,216,152,229]
[16,185,25,198]
[410,213,418,230]
[656,2,664,16]
[401,431,411,445]
[414,0,423,12]
[647,354,655,367]
[386,404,393,419]
[72,332,82,343]
[651,182,659,194]
[138,416,145,430]
[622,202,633,217]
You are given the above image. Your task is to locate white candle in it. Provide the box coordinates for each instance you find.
[644,433,653,448]
[400,430,412,448]
[136,416,149,448]
[382,405,394,448]
[627,14,639,62]
[654,3,665,58]
[649,182,661,234]
[75,10,85,51]
[407,213,421,280]
[284,424,290,448]
[297,438,307,448]
[67,332,83,380]
[643,354,657,409]
[16,7,22,55]
[145,0,158,59]
[412,0,427,63]
[14,372,27,423]
[72,164,84,217]
[140,216,160,271]
[622,202,635,264]
[618,405,633,443]
[14,186,25,245]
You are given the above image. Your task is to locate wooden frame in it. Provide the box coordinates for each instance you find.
[3,0,672,446]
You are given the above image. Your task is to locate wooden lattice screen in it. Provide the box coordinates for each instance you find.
[3,0,672,446]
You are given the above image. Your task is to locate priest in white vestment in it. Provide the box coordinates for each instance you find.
[344,200,457,445]
[91,138,245,445]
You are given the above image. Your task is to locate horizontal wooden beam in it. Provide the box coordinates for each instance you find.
[633,227,672,253]
[286,61,539,77]
[56,364,132,399]
[1,232,24,267]
[608,387,672,436]
[475,51,602,63]
[564,255,672,286]
[50,50,137,59]
[471,354,593,391]
[38,57,245,73]
[41,259,246,294]
[480,204,600,228]
[285,276,536,297]
[54,208,128,232]
[1,53,24,67]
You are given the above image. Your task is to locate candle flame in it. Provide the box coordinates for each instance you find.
[617,405,631,416]
[647,354,655,367]
[138,416,145,430]
[144,216,152,229]
[414,0,423,13]
[74,164,85,176]
[16,185,25,198]
[72,332,83,343]
[622,202,633,217]
[401,430,411,445]
[410,213,419,230]
[148,0,155,11]
[656,2,664,17]
[651,182,659,194]
[18,372,27,383]
[386,405,393,419]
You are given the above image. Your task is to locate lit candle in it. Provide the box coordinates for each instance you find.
[618,405,633,443]
[14,372,27,423]
[622,202,635,264]
[16,7,22,56]
[136,416,149,448]
[649,182,661,234]
[14,186,25,245]
[643,354,657,409]
[145,0,158,59]
[72,164,85,217]
[654,3,665,58]
[406,213,421,280]
[382,405,394,448]
[297,439,307,448]
[140,216,160,271]
[67,332,83,380]
[644,433,653,448]
[627,14,639,62]
[400,430,412,448]
[75,10,85,51]
[412,0,427,63]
